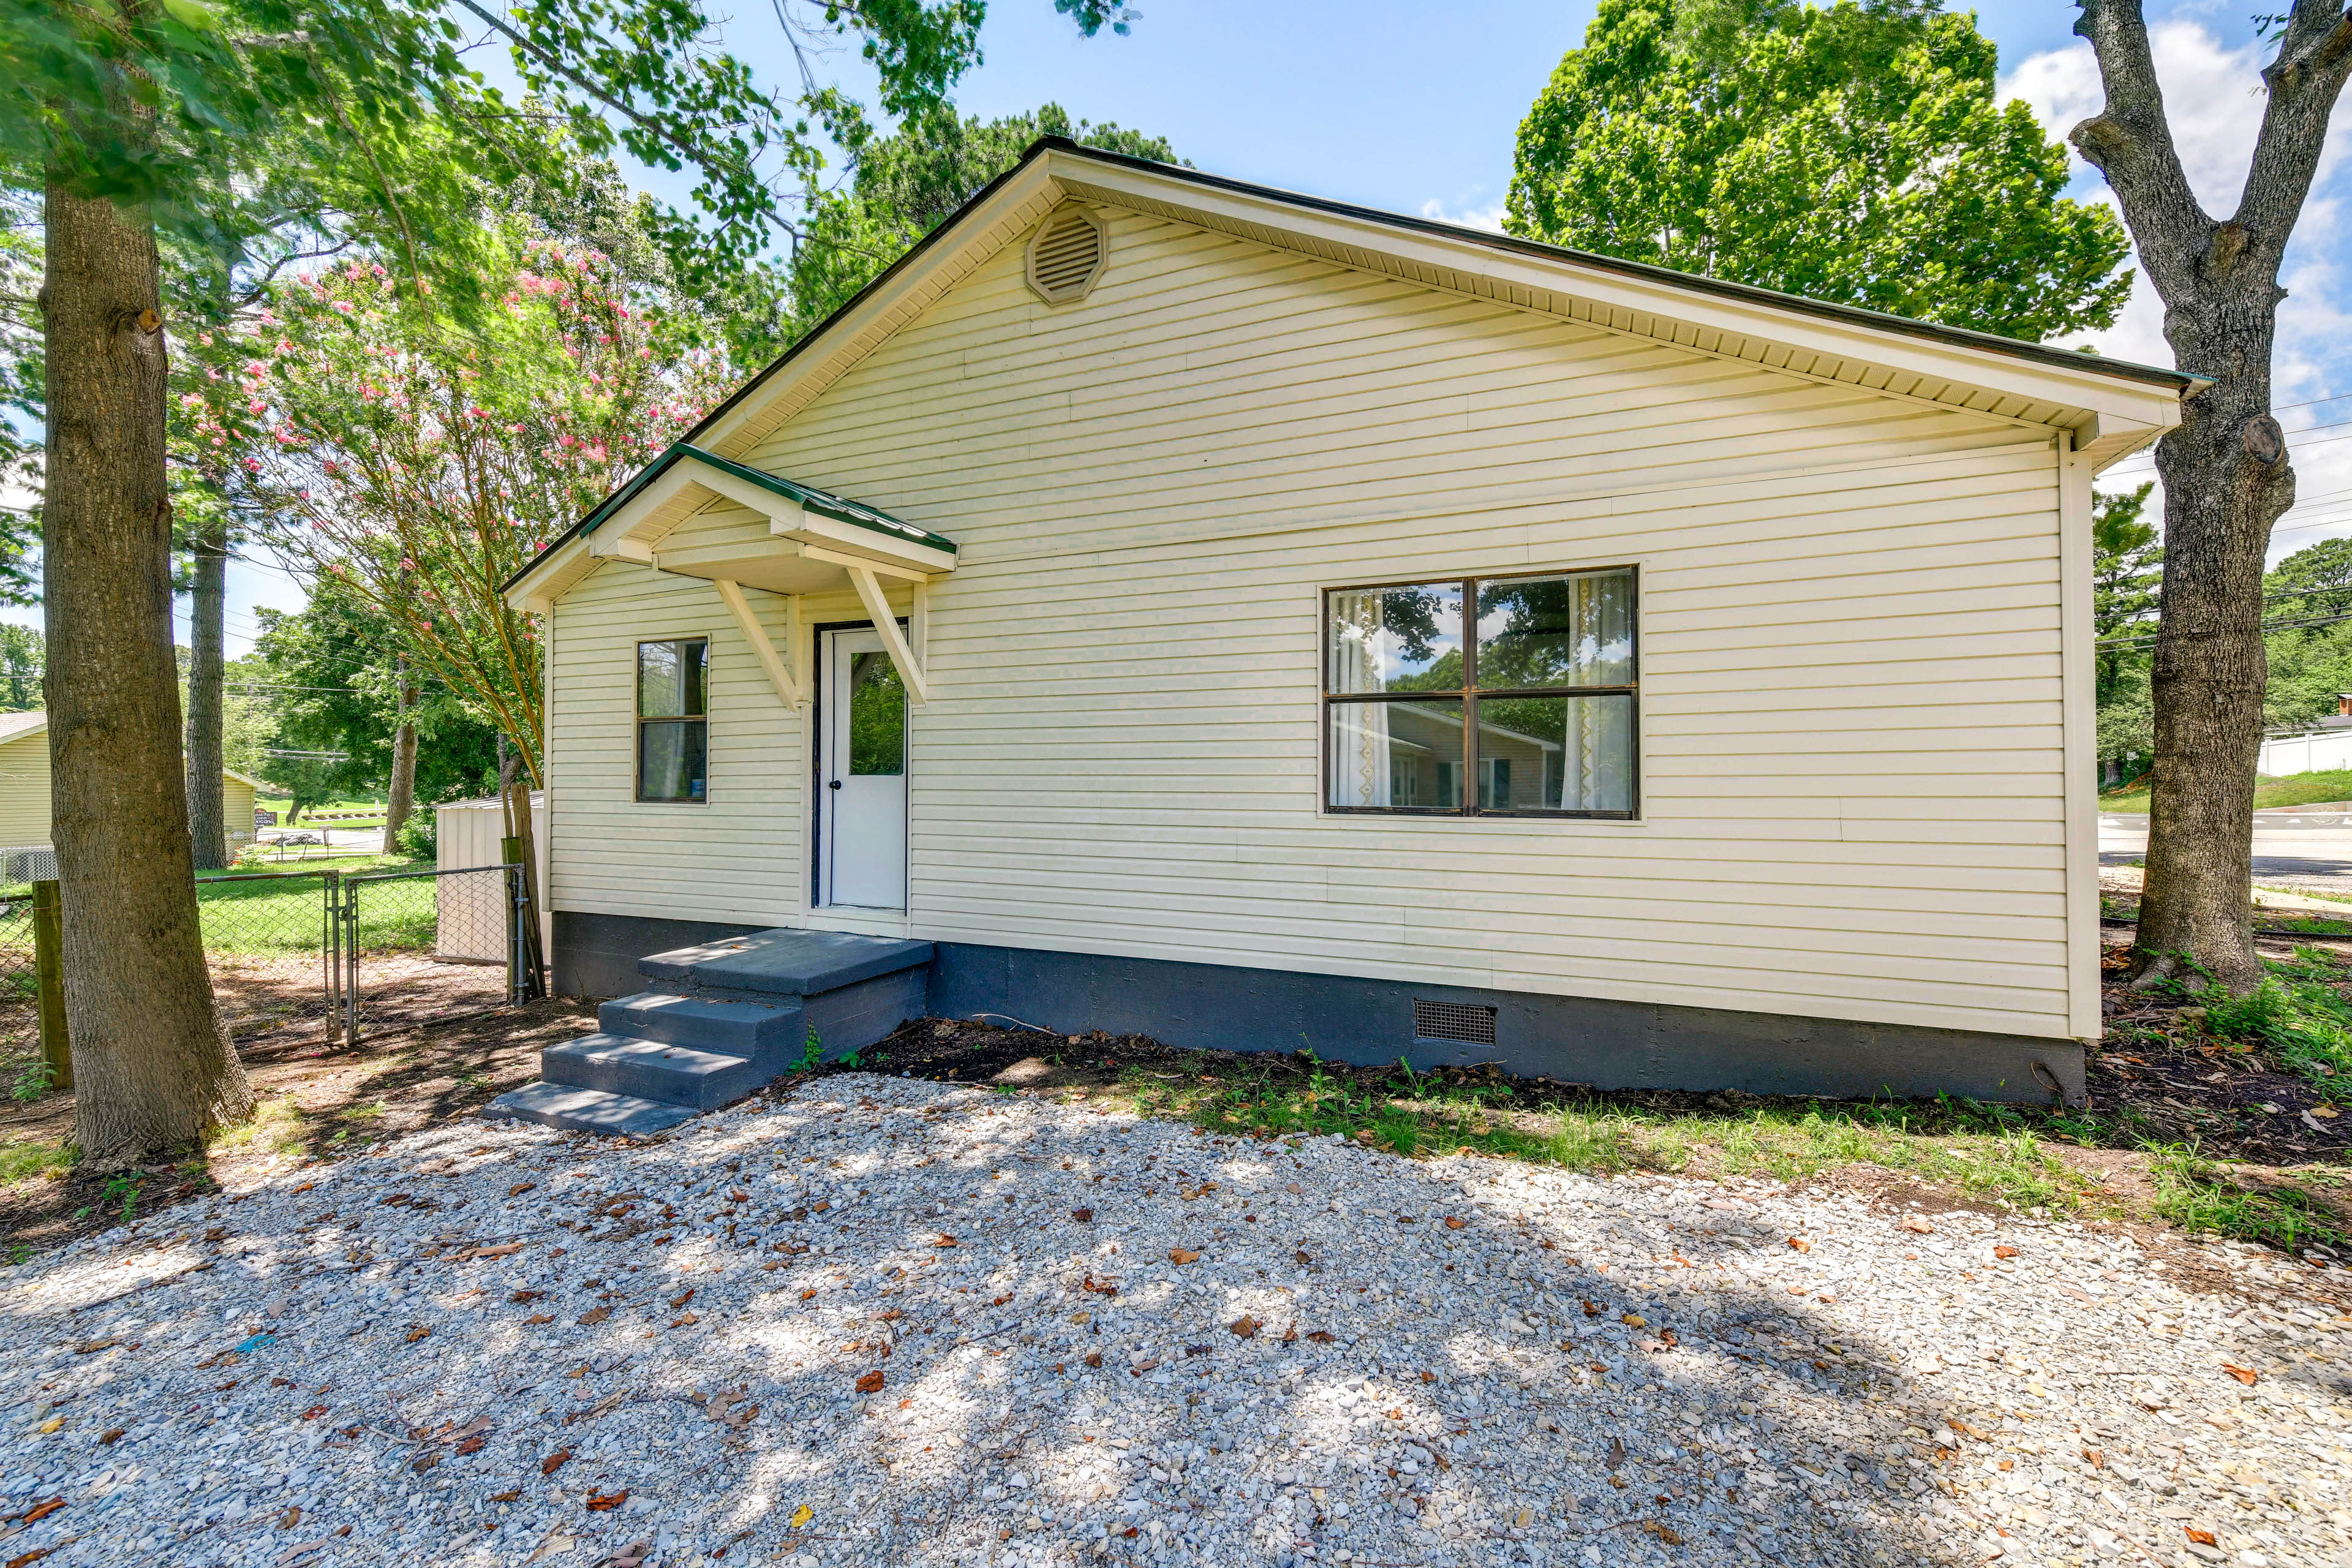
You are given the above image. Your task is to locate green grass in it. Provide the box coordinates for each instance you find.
[1114,1054,2350,1254]
[196,854,426,956]
[2101,767,2352,815]
[2174,948,2352,1094]
[0,1137,71,1185]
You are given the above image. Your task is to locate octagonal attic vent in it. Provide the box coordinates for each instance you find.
[1025,206,1107,303]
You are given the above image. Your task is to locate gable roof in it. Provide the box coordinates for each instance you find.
[507,138,2198,600]
[574,442,956,556]
[0,710,43,746]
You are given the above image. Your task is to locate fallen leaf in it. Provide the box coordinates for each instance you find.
[578,1306,610,1326]
[1418,1370,1435,1384]
[855,1370,886,1395]
[1621,1313,1645,1327]
[932,1234,957,1248]
[1607,1438,1624,1469]
[789,1504,813,1531]
[510,1182,535,1196]
[404,1327,431,1345]
[2081,1447,2103,1469]
[488,1490,521,1504]
[17,1499,63,1525]
[1229,1315,1259,1339]
[277,1505,302,1530]
[511,1290,544,1304]
[1084,1352,1103,1368]
[525,1314,554,1325]
[584,1490,627,1513]
[7,1548,55,1567]
[670,1313,699,1329]
[1443,1216,1465,1230]
[1993,1245,2018,1260]
[1785,1237,1811,1254]
[668,1289,695,1310]
[2185,1528,2217,1546]
[1901,1217,1934,1235]
[410,1453,440,1474]
[99,1428,124,1446]
[1305,1330,1335,1344]
[1643,1520,1683,1547]
[800,1289,817,1301]
[299,1405,328,1420]
[36,1419,61,1434]
[541,1449,573,1476]
[69,1339,118,1354]
[1582,1300,1602,1317]
[1072,1208,1093,1223]
[2223,1364,2258,1386]
[1168,1248,1200,1265]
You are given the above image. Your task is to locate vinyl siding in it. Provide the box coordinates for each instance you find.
[222,775,256,843]
[0,732,47,847]
[548,205,2083,1040]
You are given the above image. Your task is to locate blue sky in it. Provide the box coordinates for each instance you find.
[140,0,2352,655]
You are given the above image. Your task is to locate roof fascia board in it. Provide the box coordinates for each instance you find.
[1049,154,2186,437]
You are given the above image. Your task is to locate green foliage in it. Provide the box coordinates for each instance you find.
[2260,536,2352,733]
[1506,0,2132,341]
[787,102,1179,339]
[799,1026,824,1072]
[0,625,40,712]
[240,575,499,812]
[394,811,437,861]
[2092,482,2160,769]
[2195,950,2352,1093]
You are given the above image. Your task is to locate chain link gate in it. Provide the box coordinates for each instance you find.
[330,863,533,1046]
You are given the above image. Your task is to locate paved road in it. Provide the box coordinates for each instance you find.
[2100,811,2352,894]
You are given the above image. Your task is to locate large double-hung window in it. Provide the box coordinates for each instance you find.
[1324,567,1637,817]
[637,638,709,802]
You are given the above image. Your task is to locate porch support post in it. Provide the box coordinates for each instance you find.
[713,577,807,710]
[848,564,931,705]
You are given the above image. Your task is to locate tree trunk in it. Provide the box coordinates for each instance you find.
[2070,0,2352,992]
[184,519,227,870]
[383,663,417,852]
[42,173,254,1165]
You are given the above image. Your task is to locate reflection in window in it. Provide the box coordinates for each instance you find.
[848,652,906,776]
[1324,569,1636,816]
[638,639,708,802]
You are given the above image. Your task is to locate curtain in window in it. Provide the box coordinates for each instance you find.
[1329,590,1391,807]
[1559,572,1633,809]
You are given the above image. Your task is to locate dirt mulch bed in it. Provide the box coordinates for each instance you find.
[0,996,594,1256]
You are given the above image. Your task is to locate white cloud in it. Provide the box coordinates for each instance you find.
[1419,197,1507,233]
[2003,20,2352,562]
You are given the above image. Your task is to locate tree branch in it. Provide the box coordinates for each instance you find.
[2068,0,2211,303]
[2233,2,2352,277]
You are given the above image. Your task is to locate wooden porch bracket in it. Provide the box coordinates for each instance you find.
[848,564,932,705]
[712,578,807,710]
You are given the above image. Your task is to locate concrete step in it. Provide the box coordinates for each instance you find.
[484,1082,700,1137]
[638,927,931,997]
[541,1033,768,1111]
[598,991,800,1057]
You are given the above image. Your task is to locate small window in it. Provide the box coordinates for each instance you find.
[1325,568,1637,817]
[638,638,708,802]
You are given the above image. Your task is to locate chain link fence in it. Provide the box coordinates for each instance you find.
[197,868,344,1045]
[334,864,527,1045]
[0,894,37,1100]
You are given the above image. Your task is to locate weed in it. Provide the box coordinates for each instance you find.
[0,1137,71,1185]
[99,1173,141,1223]
[2145,1142,2344,1252]
[211,1096,309,1160]
[338,1099,387,1121]
[2195,954,2352,1091]
[799,1027,824,1073]
[9,1057,54,1104]
[840,1049,864,1070]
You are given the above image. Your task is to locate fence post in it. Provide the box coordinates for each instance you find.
[500,835,546,1000]
[30,879,68,1093]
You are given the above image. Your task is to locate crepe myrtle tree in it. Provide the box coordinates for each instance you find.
[11,0,1140,1163]
[187,241,733,786]
[2067,1,2352,989]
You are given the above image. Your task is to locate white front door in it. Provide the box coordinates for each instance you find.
[820,627,908,910]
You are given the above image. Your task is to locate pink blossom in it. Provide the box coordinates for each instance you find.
[247,399,266,415]
[331,300,355,315]
[244,458,261,472]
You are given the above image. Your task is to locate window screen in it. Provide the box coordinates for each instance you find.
[638,638,708,802]
[1325,568,1636,817]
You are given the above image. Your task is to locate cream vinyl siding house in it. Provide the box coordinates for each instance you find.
[0,712,257,854]
[508,140,2195,1101]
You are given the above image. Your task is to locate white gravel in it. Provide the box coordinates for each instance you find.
[3,1074,2350,1568]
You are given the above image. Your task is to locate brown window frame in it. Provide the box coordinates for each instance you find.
[1321,567,1639,820]
[635,636,710,805]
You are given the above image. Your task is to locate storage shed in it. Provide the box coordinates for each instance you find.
[502,139,2199,1102]
[432,793,548,960]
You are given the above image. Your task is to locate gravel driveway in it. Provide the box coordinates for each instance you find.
[2,1075,2348,1568]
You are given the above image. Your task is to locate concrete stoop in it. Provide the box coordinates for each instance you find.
[488,929,932,1136]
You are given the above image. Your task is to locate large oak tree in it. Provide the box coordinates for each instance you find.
[2069,1,2352,989]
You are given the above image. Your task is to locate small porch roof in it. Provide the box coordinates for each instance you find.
[504,442,955,611]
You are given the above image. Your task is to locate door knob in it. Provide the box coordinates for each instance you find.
[828,780,842,790]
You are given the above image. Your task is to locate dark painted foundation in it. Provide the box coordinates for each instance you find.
[551,910,2083,1104]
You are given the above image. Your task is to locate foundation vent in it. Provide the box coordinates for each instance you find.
[1413,998,1498,1046]
[1026,206,1108,303]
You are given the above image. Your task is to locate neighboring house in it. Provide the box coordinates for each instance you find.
[503,138,2197,1104]
[2257,695,2352,777]
[0,710,258,852]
